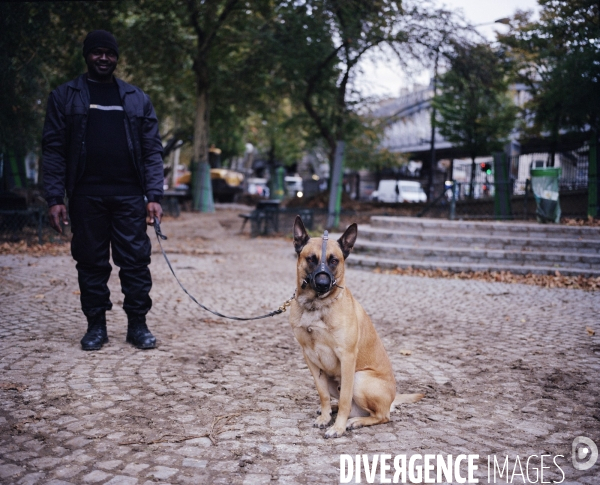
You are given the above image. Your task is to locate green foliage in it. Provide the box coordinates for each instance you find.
[114,1,197,139]
[2,0,470,182]
[345,116,406,171]
[244,99,308,167]
[432,42,518,161]
[264,0,415,166]
[116,0,285,165]
[499,0,600,136]
[0,2,118,154]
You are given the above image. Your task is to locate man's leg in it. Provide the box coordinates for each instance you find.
[69,195,113,350]
[110,195,156,349]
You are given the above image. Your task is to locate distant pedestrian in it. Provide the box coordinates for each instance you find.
[42,30,164,351]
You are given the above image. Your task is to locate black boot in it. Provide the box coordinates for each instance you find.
[126,315,156,349]
[81,313,108,351]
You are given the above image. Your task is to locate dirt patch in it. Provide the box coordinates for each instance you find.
[196,351,230,376]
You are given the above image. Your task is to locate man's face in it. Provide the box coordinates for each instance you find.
[86,47,117,82]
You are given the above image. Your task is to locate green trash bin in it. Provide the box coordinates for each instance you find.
[530,167,561,223]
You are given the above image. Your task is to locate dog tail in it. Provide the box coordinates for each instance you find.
[391,393,425,411]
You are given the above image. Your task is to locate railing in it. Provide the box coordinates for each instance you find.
[453,149,589,197]
[0,207,47,244]
[419,178,587,220]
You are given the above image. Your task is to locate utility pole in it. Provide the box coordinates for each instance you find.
[428,49,440,202]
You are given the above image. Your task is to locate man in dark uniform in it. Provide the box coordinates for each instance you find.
[42,30,164,351]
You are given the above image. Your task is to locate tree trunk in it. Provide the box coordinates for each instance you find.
[469,157,476,199]
[327,140,337,189]
[191,60,214,212]
[327,141,344,228]
[589,127,599,219]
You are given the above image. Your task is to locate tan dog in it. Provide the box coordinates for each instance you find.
[289,216,423,438]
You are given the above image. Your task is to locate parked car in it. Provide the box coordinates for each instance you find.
[285,176,304,198]
[247,177,270,198]
[371,180,427,203]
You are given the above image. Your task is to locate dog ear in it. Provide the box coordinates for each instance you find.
[293,216,310,255]
[337,223,357,259]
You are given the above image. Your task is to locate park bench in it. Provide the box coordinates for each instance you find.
[239,203,314,237]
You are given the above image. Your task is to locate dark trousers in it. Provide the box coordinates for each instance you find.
[69,195,152,318]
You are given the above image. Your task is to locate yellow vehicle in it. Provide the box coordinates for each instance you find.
[210,168,244,203]
[175,168,244,203]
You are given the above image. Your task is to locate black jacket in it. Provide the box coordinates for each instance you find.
[42,74,164,207]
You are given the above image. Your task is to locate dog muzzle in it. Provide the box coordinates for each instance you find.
[302,230,338,296]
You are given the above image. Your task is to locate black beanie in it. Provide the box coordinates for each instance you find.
[82,30,119,59]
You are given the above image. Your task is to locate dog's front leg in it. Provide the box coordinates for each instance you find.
[324,355,355,438]
[303,353,334,428]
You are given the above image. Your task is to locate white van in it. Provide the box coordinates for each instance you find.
[285,176,304,197]
[371,180,427,203]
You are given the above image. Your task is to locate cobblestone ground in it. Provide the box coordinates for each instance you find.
[1,209,599,485]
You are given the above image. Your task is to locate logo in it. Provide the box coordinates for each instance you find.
[572,437,598,471]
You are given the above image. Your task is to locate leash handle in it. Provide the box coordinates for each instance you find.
[154,219,167,240]
[153,220,294,322]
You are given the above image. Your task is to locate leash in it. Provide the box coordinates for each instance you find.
[153,220,295,321]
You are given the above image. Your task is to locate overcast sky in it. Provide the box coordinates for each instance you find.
[355,0,541,98]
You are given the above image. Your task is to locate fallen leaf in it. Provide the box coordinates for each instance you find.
[399,349,412,356]
[0,382,27,392]
[377,267,600,292]
[34,294,45,299]
[73,290,81,295]
[586,327,595,336]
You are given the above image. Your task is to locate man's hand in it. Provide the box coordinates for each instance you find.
[48,204,68,234]
[146,202,163,226]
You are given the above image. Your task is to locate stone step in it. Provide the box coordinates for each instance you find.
[370,216,600,239]
[352,239,600,269]
[358,225,600,254]
[346,254,600,278]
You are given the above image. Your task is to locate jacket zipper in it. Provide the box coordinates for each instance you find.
[75,89,89,186]
[123,113,144,191]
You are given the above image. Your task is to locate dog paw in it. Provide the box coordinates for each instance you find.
[316,405,337,416]
[346,418,364,430]
[313,414,332,428]
[324,425,346,439]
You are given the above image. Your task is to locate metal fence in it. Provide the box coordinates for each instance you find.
[452,148,589,197]
[438,146,590,220]
[418,180,589,220]
[0,208,45,243]
[0,208,71,245]
[240,207,363,237]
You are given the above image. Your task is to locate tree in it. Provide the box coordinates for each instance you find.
[498,0,600,216]
[0,2,118,188]
[120,0,282,211]
[344,114,406,172]
[432,42,518,198]
[266,0,455,225]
